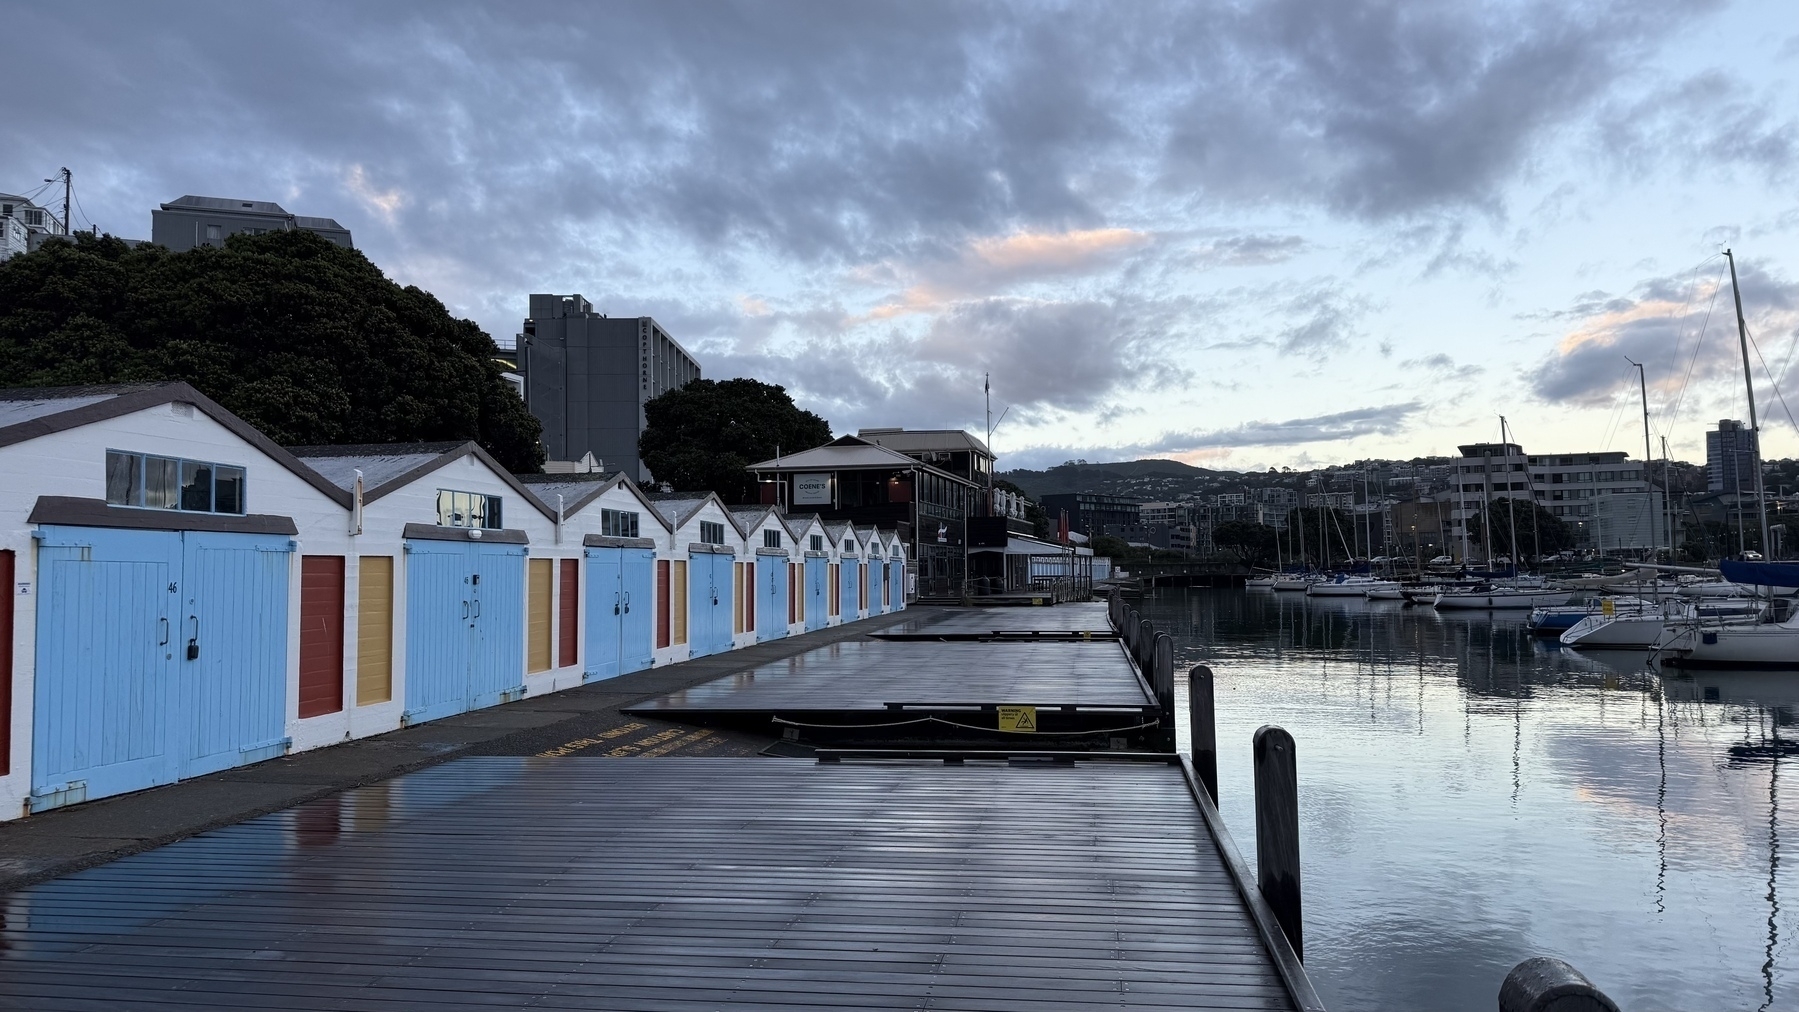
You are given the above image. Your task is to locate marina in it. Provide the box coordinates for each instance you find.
[1147,586,1799,1012]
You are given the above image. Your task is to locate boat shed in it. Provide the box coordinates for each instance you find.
[0,384,355,816]
[644,492,744,659]
[514,471,671,682]
[727,505,800,642]
[784,512,833,631]
[285,440,563,735]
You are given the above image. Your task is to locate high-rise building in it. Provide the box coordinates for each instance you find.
[151,196,352,252]
[1706,419,1760,495]
[518,294,700,482]
[1448,442,1649,555]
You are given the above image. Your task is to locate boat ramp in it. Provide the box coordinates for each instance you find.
[0,597,1326,1011]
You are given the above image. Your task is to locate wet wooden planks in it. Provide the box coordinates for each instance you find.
[625,638,1152,713]
[0,758,1294,1011]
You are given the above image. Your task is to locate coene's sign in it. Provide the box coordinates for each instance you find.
[793,473,832,505]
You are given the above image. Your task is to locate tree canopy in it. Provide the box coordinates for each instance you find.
[638,377,832,501]
[0,231,543,471]
[1212,520,1278,569]
[1467,500,1573,560]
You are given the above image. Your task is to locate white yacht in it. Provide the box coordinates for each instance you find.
[1434,584,1572,609]
[1306,574,1400,597]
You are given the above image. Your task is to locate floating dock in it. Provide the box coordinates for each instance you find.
[873,601,1117,639]
[623,635,1165,748]
[0,757,1319,1011]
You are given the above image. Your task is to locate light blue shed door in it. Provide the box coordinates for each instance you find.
[891,555,905,609]
[841,559,860,619]
[34,527,181,808]
[585,547,623,681]
[182,532,292,778]
[620,548,654,674]
[712,553,735,654]
[756,556,786,642]
[33,526,293,812]
[405,539,524,723]
[805,557,827,631]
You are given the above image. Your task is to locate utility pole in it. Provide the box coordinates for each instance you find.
[59,167,71,235]
[1625,357,1658,561]
[1724,249,1772,557]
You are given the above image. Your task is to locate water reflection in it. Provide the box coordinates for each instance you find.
[1142,587,1796,1012]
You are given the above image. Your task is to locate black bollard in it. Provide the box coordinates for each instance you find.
[1189,665,1217,804]
[1137,618,1154,670]
[1253,725,1302,960]
[1498,957,1620,1012]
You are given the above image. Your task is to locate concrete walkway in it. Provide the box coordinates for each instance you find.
[0,608,923,895]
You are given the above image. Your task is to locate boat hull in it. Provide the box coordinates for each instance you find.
[1660,622,1799,669]
[1434,591,1573,610]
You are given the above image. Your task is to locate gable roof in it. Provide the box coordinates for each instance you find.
[856,427,992,457]
[745,435,975,485]
[725,503,797,540]
[642,491,734,531]
[286,440,558,522]
[514,472,673,532]
[0,382,351,508]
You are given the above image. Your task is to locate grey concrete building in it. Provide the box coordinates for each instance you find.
[151,195,352,252]
[518,294,700,483]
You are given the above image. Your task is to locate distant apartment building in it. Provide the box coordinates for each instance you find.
[1139,501,1185,526]
[1449,442,1648,553]
[151,195,352,251]
[518,294,700,483]
[1707,419,1760,495]
[0,193,65,260]
[1039,492,1141,540]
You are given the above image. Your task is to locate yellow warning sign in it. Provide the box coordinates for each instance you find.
[1601,598,1615,617]
[998,705,1038,732]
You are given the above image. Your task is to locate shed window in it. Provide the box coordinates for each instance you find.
[601,508,639,538]
[763,530,782,549]
[437,489,503,529]
[810,535,823,551]
[106,450,246,514]
[699,520,725,545]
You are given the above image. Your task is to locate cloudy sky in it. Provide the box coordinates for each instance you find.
[6,1,1798,471]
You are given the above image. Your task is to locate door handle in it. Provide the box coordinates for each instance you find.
[462,600,470,620]
[473,599,481,618]
[159,617,170,646]
[622,591,631,614]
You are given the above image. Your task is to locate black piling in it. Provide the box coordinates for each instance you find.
[1498,957,1620,1012]
[1189,665,1217,804]
[1253,724,1302,960]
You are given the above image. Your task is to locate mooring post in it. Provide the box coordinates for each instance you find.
[1137,618,1154,671]
[1124,609,1139,655]
[1189,665,1217,803]
[1498,957,1620,1012]
[1253,724,1302,960]
[1151,633,1176,747]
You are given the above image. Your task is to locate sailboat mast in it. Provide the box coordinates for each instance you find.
[1501,417,1518,573]
[1724,249,1772,556]
[1626,358,1658,560]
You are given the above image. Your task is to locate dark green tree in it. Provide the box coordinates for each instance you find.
[639,377,832,501]
[1212,521,1278,569]
[0,231,544,471]
[1467,500,1573,561]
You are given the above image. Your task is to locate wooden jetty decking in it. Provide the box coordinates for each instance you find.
[0,757,1318,1011]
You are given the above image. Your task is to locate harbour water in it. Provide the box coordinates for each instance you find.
[1143,587,1797,1012]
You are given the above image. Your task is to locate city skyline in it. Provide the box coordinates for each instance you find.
[3,1,1796,472]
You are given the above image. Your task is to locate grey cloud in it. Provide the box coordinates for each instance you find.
[1529,260,1799,406]
[1193,234,1309,268]
[1596,71,1799,182]
[993,400,1424,470]
[1153,402,1424,451]
[1278,287,1369,358]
